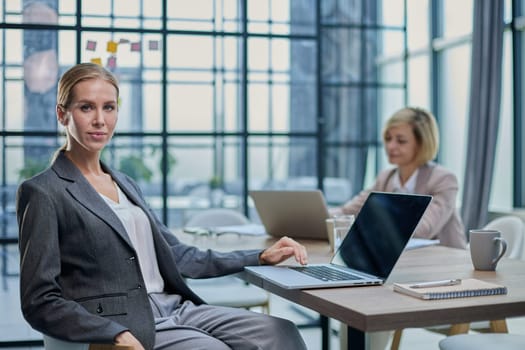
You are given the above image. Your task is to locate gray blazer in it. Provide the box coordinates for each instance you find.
[17,152,261,349]
[341,162,467,249]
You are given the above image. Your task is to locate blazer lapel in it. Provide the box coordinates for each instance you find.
[100,161,169,251]
[381,168,398,192]
[52,153,135,249]
[414,162,436,193]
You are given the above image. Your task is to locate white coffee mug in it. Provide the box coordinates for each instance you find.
[469,229,507,271]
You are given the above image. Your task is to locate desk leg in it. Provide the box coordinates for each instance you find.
[347,325,367,350]
[320,315,330,350]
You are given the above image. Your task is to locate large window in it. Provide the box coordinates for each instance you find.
[403,0,521,214]
[0,0,402,239]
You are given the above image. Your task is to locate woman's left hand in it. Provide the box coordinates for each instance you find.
[259,236,308,266]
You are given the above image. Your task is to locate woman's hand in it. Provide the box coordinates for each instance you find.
[259,236,308,266]
[114,331,145,350]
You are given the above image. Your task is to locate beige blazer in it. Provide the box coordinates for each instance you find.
[341,162,467,249]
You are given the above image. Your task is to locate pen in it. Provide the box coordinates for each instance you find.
[410,279,462,289]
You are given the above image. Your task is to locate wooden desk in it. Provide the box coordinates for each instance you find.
[180,232,525,350]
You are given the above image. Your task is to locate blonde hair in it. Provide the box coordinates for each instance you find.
[382,107,439,165]
[57,63,119,109]
[56,63,119,153]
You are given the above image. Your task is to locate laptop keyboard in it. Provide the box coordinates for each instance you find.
[291,265,361,282]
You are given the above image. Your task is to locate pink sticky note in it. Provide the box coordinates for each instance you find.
[130,42,141,52]
[86,40,97,51]
[107,56,117,69]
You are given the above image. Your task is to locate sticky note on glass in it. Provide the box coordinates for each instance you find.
[148,40,159,51]
[86,40,97,51]
[106,40,118,54]
[130,42,141,52]
[90,58,102,66]
[107,56,117,69]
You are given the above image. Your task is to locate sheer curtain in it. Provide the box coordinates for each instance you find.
[461,0,504,234]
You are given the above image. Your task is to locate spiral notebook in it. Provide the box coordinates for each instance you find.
[393,278,507,300]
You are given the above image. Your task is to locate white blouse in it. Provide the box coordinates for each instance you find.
[100,184,164,293]
[391,168,419,194]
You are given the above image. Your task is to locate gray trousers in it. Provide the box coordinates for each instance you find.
[149,293,307,350]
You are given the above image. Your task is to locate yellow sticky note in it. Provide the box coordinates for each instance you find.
[90,58,103,66]
[106,40,118,54]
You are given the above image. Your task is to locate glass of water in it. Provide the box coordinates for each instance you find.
[332,215,355,251]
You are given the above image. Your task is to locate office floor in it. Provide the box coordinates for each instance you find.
[1,277,524,350]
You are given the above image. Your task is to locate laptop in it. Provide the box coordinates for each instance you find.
[244,192,432,289]
[249,190,330,240]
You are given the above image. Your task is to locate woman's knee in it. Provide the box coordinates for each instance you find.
[265,316,307,349]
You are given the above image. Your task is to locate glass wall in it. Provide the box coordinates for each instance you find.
[2,0,523,254]
[0,0,400,245]
[401,0,519,214]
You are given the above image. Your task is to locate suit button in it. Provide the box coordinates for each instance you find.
[96,304,103,313]
[127,256,136,263]
[137,284,143,289]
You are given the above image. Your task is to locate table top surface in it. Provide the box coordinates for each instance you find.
[178,232,525,332]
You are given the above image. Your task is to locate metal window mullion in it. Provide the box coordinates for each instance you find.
[512,0,523,206]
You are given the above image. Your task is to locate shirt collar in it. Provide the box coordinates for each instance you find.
[392,168,419,193]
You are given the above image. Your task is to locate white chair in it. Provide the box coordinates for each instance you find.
[483,215,524,259]
[184,208,270,313]
[43,334,133,350]
[439,333,525,350]
[185,208,251,227]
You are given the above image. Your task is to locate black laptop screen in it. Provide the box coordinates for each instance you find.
[331,192,432,280]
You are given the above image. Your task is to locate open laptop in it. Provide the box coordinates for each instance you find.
[249,190,331,240]
[244,192,432,289]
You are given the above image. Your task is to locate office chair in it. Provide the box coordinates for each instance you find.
[484,215,524,259]
[43,335,133,350]
[439,333,525,350]
[184,208,270,313]
[391,215,525,350]
[185,207,251,227]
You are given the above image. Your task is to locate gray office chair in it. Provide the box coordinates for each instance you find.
[439,333,525,350]
[184,208,270,313]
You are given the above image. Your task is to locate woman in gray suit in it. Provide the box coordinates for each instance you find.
[17,63,308,350]
[331,107,467,249]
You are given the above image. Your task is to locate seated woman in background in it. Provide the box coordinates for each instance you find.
[331,106,466,249]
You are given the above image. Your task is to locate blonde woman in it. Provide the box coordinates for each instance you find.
[17,63,308,350]
[332,107,466,249]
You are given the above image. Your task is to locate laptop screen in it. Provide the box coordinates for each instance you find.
[331,192,432,280]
